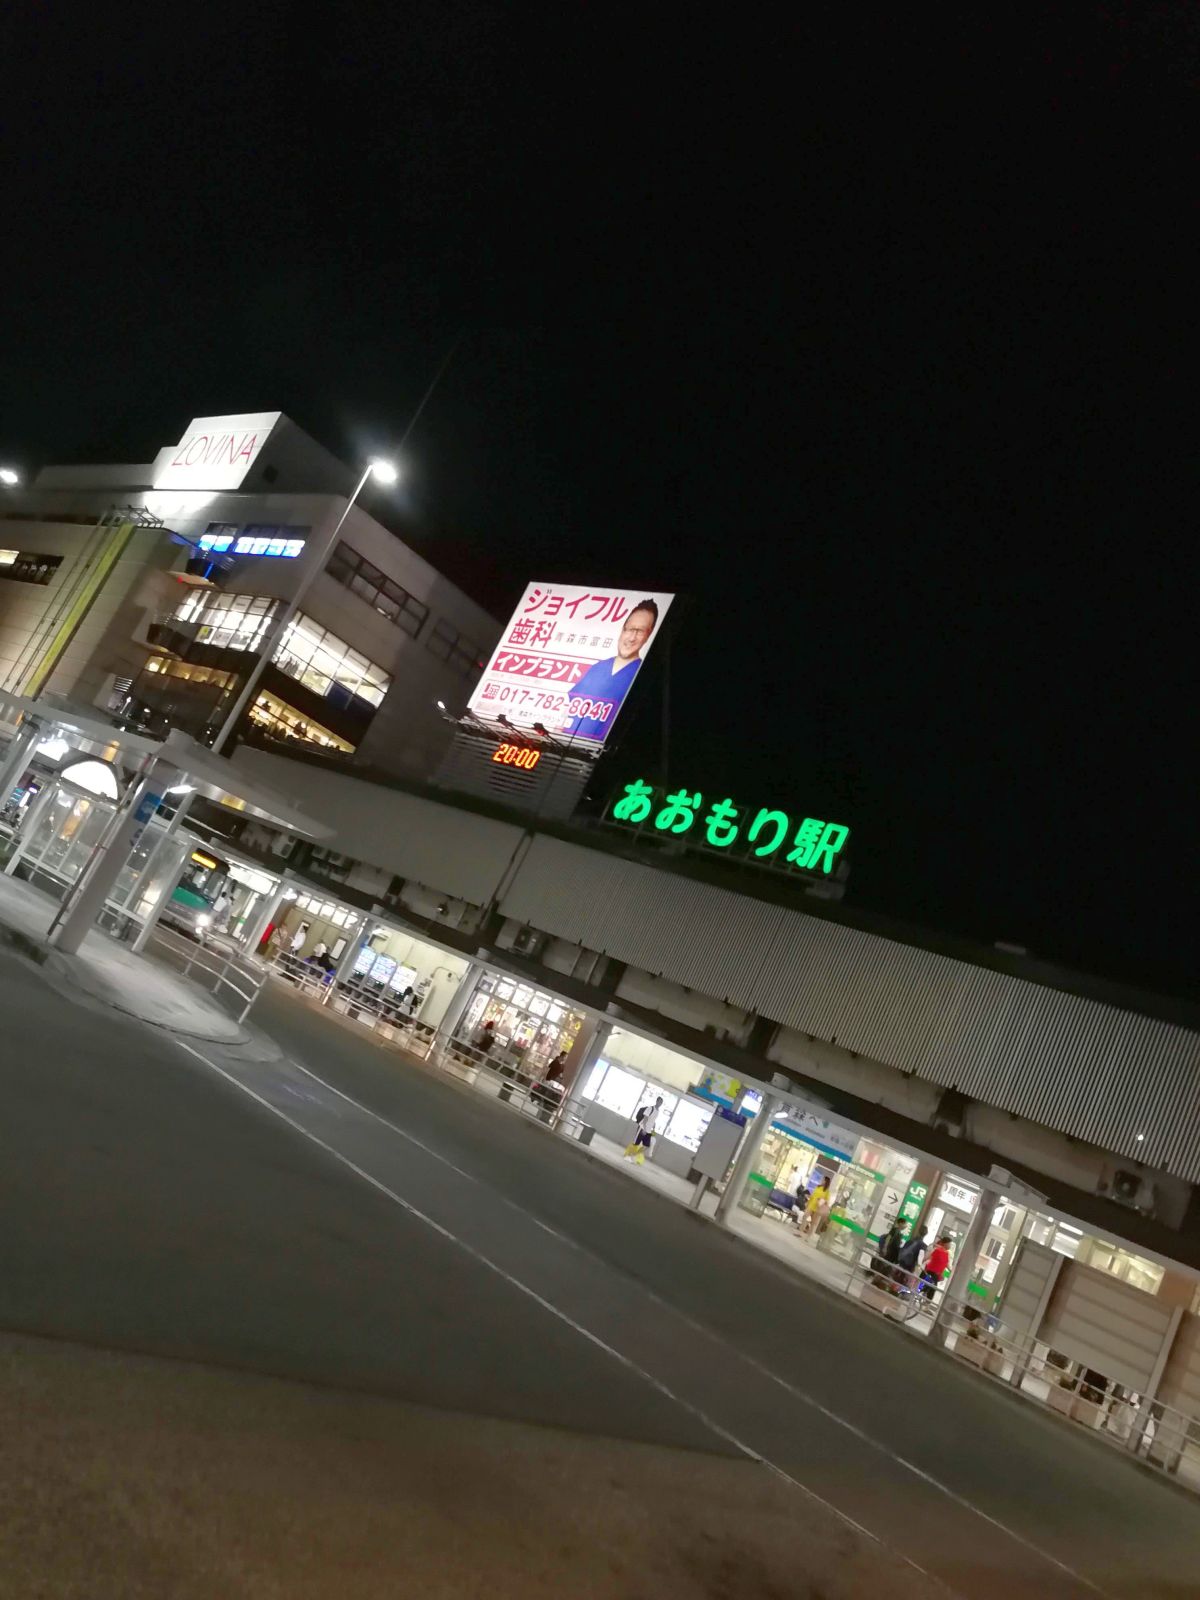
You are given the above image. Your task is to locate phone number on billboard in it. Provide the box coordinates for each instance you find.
[482,687,615,722]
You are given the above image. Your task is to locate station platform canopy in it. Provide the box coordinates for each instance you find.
[0,690,330,840]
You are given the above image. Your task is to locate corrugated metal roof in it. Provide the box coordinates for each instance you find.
[501,836,1200,1180]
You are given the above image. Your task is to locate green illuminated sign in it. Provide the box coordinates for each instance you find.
[610,779,850,875]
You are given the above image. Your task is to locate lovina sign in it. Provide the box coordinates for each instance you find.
[609,778,850,877]
[152,412,282,492]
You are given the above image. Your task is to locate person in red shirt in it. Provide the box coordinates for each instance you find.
[920,1234,954,1301]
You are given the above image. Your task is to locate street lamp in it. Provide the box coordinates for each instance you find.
[0,468,19,486]
[208,454,400,753]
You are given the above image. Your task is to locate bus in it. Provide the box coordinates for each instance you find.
[162,847,231,938]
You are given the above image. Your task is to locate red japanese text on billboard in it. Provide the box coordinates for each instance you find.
[467,581,675,746]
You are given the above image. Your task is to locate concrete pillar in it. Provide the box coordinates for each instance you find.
[243,879,291,954]
[0,717,45,808]
[434,956,487,1045]
[49,760,177,955]
[931,1183,1001,1345]
[557,1017,615,1139]
[330,914,370,984]
[715,1094,784,1224]
[129,833,193,953]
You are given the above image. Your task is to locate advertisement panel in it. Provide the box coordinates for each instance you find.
[467,581,674,746]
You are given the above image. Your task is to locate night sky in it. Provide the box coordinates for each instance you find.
[4,9,1196,996]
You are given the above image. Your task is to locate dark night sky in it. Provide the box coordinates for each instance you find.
[3,8,1197,996]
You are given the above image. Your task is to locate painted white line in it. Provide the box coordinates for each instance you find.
[266,1046,1114,1600]
[175,1039,949,1595]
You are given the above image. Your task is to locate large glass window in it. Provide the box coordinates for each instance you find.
[427,617,485,680]
[273,612,391,708]
[248,688,355,753]
[326,543,428,638]
[171,591,277,652]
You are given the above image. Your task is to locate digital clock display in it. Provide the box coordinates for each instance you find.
[492,742,541,770]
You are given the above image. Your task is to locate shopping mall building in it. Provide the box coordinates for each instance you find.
[0,410,499,776]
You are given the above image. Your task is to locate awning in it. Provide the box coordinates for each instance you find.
[0,691,331,838]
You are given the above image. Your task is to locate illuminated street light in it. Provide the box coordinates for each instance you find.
[369,457,399,485]
[0,468,19,486]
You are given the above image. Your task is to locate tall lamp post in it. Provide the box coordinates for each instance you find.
[209,456,399,754]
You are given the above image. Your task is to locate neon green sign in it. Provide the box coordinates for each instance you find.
[610,779,850,875]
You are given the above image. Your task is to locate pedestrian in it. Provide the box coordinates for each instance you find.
[543,1050,569,1084]
[290,920,310,956]
[871,1216,906,1285]
[265,924,286,962]
[801,1174,833,1237]
[920,1233,954,1301]
[895,1224,928,1289]
[473,1019,496,1055]
[624,1095,664,1164]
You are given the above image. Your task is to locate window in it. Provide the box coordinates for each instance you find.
[247,688,354,753]
[326,543,428,638]
[273,612,391,708]
[427,617,485,679]
[171,591,277,652]
[0,551,63,585]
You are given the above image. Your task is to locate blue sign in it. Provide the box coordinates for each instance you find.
[198,523,308,559]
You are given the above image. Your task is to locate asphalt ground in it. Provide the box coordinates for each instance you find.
[1,950,1197,1597]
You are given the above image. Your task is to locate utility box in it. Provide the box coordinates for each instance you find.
[694,1112,744,1181]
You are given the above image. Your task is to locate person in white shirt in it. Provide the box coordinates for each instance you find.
[624,1096,664,1165]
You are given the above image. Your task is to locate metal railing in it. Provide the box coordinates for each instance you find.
[270,960,584,1133]
[147,924,269,1024]
[839,1247,1200,1493]
[259,955,1200,1496]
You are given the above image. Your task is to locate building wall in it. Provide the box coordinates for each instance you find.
[5,472,500,780]
[0,515,181,702]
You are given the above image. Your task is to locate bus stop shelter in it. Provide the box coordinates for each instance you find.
[0,690,329,955]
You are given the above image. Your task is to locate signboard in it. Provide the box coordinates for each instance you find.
[610,779,850,877]
[198,523,307,559]
[939,1177,979,1214]
[467,581,675,747]
[776,1109,860,1161]
[152,412,281,491]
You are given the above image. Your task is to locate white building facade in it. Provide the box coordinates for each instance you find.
[0,411,499,779]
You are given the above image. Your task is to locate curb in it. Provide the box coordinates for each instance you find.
[0,924,252,1048]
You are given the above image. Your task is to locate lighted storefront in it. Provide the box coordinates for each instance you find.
[576,1056,716,1175]
[457,972,587,1077]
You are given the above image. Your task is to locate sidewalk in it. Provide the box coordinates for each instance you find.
[0,1327,923,1600]
[0,872,249,1045]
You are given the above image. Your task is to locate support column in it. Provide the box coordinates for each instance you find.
[554,1017,612,1124]
[0,717,45,808]
[243,879,291,955]
[931,1183,1002,1346]
[129,834,193,954]
[324,913,370,999]
[715,1093,784,1225]
[434,956,487,1045]
[49,761,177,955]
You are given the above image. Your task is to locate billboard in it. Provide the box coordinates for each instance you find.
[468,581,674,746]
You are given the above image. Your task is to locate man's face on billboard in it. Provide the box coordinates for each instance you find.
[617,607,656,662]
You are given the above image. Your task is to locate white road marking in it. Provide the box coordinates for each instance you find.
[267,1046,1113,1598]
[175,1039,949,1594]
